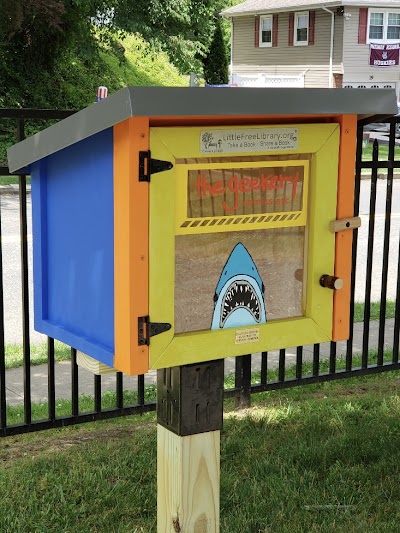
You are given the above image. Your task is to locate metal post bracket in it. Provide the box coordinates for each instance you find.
[157,361,224,436]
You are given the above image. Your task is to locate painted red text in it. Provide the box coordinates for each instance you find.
[194,172,300,212]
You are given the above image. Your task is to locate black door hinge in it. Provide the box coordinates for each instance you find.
[139,150,173,182]
[138,316,172,346]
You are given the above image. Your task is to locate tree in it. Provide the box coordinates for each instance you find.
[0,0,120,106]
[0,0,233,80]
[0,0,107,70]
[0,0,237,107]
[112,0,219,74]
[202,19,229,85]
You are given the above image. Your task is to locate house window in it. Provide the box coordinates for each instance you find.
[388,13,400,39]
[294,12,309,45]
[368,10,400,41]
[260,15,272,46]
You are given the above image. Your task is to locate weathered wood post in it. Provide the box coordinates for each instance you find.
[157,360,224,532]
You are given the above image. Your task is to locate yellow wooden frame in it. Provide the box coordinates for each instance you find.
[175,160,309,235]
[149,124,340,370]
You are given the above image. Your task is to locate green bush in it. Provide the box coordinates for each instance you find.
[0,32,185,165]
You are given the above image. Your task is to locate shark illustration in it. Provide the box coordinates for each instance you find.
[211,243,267,330]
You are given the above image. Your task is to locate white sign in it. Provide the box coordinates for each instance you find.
[200,128,299,154]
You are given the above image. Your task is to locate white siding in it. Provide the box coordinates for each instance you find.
[343,6,400,87]
[232,12,344,88]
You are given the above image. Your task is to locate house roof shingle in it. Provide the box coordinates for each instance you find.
[222,0,400,16]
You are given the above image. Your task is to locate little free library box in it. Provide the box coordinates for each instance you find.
[7,87,397,376]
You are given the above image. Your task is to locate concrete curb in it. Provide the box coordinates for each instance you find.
[361,173,400,180]
[0,184,31,195]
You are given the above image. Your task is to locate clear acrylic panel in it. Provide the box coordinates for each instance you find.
[186,166,304,218]
[175,227,305,334]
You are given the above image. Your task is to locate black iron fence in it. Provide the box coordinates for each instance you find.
[1,109,400,437]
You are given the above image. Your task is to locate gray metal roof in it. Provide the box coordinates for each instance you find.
[7,86,397,173]
[222,0,400,16]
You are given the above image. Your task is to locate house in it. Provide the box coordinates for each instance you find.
[221,0,400,97]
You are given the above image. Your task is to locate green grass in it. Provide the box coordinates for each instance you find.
[5,384,157,425]
[362,142,400,162]
[1,367,400,532]
[221,373,400,533]
[0,176,30,186]
[254,349,396,387]
[362,142,400,177]
[5,341,71,370]
[353,300,396,323]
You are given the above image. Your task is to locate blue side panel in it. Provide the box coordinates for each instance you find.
[31,128,114,367]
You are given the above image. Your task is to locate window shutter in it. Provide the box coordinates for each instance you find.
[308,11,315,45]
[288,13,294,46]
[358,8,368,44]
[272,14,278,47]
[255,16,260,47]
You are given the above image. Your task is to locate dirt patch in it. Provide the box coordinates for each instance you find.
[0,422,155,464]
[327,378,400,399]
[234,378,400,408]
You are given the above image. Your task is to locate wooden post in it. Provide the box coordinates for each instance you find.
[157,361,224,533]
[157,427,220,532]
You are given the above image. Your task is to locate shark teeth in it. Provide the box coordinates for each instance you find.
[220,280,261,327]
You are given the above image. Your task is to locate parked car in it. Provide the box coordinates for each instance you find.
[364,102,400,135]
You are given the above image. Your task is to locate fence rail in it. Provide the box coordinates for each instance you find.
[0,110,399,437]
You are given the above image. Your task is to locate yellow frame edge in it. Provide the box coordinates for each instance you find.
[149,124,339,369]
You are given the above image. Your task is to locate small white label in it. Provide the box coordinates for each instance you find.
[235,328,260,345]
[200,128,298,154]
